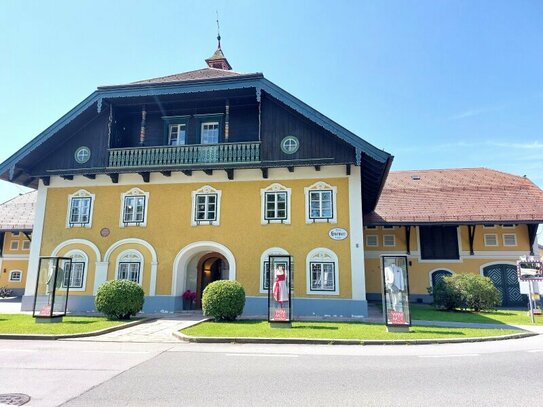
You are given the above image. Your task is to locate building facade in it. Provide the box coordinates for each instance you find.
[0,45,392,317]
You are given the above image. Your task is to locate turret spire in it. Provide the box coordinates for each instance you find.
[205,12,232,70]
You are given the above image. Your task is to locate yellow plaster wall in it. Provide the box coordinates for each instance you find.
[39,177,352,298]
[0,259,28,289]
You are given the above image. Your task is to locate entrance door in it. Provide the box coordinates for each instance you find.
[195,255,224,309]
[483,264,526,307]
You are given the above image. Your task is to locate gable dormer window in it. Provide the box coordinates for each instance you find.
[120,188,149,227]
[66,189,95,228]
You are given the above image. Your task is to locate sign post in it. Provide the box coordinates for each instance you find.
[517,257,543,324]
[268,255,292,328]
[381,255,411,332]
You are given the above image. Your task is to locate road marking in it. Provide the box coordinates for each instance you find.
[0,349,37,353]
[82,350,150,354]
[419,354,480,358]
[225,353,299,358]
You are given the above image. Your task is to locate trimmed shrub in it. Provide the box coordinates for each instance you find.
[95,280,145,320]
[202,280,246,321]
[432,279,463,311]
[433,273,501,312]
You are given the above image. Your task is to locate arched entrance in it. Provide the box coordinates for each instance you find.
[171,241,236,311]
[195,253,228,308]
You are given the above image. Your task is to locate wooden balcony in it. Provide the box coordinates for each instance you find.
[108,142,261,169]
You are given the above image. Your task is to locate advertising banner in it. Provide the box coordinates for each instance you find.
[381,255,411,329]
[32,257,72,320]
[268,255,292,324]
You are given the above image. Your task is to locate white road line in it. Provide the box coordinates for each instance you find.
[225,353,299,358]
[419,354,480,358]
[0,349,36,353]
[82,350,150,354]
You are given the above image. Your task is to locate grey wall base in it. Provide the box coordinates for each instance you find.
[366,292,434,304]
[243,297,369,318]
[21,295,370,318]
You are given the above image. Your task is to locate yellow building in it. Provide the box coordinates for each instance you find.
[0,192,35,296]
[0,45,392,317]
[363,168,543,307]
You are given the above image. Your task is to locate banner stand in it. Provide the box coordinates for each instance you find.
[268,255,292,328]
[381,255,411,333]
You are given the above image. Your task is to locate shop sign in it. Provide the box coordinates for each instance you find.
[329,228,348,240]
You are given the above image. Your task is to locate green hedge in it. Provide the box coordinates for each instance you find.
[433,273,501,312]
[202,280,246,321]
[95,280,145,320]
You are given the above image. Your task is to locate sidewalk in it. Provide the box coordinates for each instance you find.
[66,312,207,343]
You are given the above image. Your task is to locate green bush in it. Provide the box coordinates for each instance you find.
[432,279,463,311]
[202,280,246,321]
[433,273,501,312]
[95,280,145,320]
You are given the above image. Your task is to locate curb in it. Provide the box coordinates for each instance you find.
[0,317,156,341]
[173,330,538,346]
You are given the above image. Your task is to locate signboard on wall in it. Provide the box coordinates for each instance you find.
[329,228,348,240]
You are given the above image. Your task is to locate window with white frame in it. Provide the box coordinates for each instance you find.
[169,123,187,145]
[304,181,337,223]
[260,248,289,293]
[9,270,22,282]
[483,224,495,229]
[191,185,222,226]
[120,188,149,227]
[501,224,516,229]
[484,234,498,247]
[503,234,517,246]
[365,225,377,229]
[10,240,19,250]
[22,240,31,250]
[260,183,291,224]
[382,225,394,229]
[306,248,339,295]
[383,235,396,247]
[11,232,19,237]
[67,190,95,228]
[366,235,378,247]
[62,251,87,289]
[116,251,143,285]
[201,122,220,144]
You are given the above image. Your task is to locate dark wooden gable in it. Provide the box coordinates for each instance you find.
[260,94,355,166]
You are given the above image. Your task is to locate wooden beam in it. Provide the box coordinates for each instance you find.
[346,164,351,176]
[83,174,96,180]
[287,166,295,173]
[204,169,213,176]
[138,172,150,183]
[468,225,476,255]
[61,175,73,180]
[181,170,192,176]
[23,231,32,242]
[161,171,172,177]
[261,168,268,179]
[40,176,50,186]
[225,169,234,180]
[108,173,119,184]
[405,225,411,255]
[314,165,321,171]
[528,224,538,255]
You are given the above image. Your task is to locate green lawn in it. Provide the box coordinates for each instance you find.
[0,314,129,335]
[182,320,519,340]
[409,304,542,325]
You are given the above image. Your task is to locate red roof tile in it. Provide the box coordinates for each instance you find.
[0,191,36,231]
[364,168,543,224]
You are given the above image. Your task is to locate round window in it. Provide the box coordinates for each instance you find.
[281,136,299,154]
[74,146,91,164]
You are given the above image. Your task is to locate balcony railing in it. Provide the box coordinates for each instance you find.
[108,142,261,168]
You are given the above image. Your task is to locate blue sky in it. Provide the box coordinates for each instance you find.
[1,0,542,241]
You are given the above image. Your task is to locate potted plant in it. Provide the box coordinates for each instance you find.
[182,290,196,310]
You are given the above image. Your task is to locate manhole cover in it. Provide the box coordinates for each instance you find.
[0,394,31,406]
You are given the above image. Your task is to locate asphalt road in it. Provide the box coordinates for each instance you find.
[2,336,543,407]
